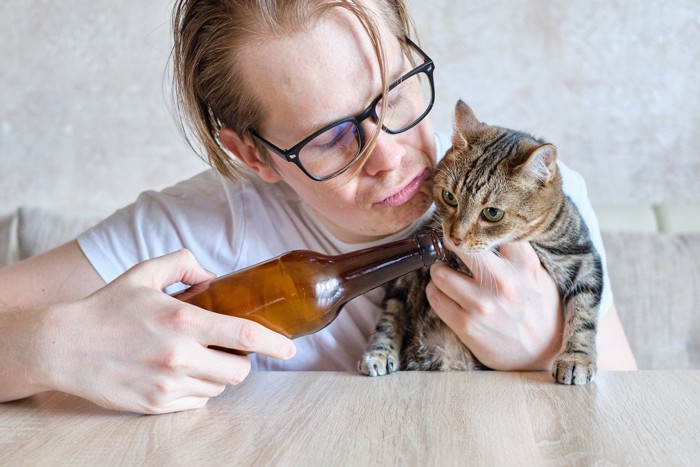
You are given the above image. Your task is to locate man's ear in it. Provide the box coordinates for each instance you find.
[218,128,282,183]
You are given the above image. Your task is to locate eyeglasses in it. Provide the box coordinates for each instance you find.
[251,37,435,181]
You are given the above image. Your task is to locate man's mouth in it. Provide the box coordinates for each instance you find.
[376,170,427,207]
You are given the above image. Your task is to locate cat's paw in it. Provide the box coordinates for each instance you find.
[551,352,596,385]
[358,348,399,377]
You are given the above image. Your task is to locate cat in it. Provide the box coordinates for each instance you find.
[359,100,603,385]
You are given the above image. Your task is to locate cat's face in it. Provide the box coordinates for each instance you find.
[433,101,560,254]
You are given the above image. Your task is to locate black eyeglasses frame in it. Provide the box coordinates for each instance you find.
[250,36,435,181]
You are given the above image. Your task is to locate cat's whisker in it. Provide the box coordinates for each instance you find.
[471,251,497,293]
[475,254,485,288]
[493,247,519,279]
[492,247,505,260]
[476,253,489,288]
[483,252,500,294]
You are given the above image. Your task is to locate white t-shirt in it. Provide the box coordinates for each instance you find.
[77,132,612,371]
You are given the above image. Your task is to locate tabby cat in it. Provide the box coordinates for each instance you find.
[359,100,603,385]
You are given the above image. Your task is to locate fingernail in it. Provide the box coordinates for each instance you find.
[285,343,297,359]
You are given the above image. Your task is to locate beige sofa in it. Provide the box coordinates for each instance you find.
[1,204,698,370]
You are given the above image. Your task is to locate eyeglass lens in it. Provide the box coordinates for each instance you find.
[298,71,432,179]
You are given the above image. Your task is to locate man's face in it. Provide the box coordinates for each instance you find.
[237,9,436,243]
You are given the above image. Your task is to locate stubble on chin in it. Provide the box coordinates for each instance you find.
[380,189,433,235]
[317,193,431,243]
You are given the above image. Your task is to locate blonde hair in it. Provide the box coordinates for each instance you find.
[171,0,416,180]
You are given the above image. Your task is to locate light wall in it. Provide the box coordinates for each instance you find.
[411,0,699,205]
[1,0,698,215]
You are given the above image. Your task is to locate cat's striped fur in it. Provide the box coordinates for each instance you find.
[359,100,603,385]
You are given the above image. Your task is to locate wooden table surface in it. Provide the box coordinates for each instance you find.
[1,371,698,466]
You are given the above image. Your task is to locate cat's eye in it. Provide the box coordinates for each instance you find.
[442,190,458,207]
[482,207,504,222]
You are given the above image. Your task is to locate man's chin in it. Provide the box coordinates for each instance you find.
[368,194,433,238]
[316,194,433,244]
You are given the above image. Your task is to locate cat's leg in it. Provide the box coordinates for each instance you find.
[358,299,405,376]
[552,293,599,385]
[358,277,412,376]
[537,202,602,384]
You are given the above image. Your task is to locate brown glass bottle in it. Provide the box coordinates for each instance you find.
[173,230,444,339]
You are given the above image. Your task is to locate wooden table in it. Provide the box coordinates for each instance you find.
[1,371,698,466]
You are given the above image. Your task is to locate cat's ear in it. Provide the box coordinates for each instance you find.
[517,144,558,184]
[452,100,484,150]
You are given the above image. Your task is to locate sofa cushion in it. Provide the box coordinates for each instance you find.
[0,212,19,267]
[16,207,102,261]
[603,231,700,370]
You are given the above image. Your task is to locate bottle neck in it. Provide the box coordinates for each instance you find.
[335,229,444,300]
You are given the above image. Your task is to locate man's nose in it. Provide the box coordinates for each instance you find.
[359,120,406,176]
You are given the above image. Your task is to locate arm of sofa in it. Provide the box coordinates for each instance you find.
[602,230,700,370]
[0,212,20,267]
[594,204,700,233]
[0,207,103,268]
[594,205,700,370]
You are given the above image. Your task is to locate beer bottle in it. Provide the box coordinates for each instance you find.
[173,230,444,339]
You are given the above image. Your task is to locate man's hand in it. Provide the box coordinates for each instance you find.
[37,249,296,414]
[426,242,563,370]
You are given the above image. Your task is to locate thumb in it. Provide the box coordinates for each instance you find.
[128,249,215,291]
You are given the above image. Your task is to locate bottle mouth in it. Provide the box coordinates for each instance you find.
[416,229,446,265]
[431,230,446,261]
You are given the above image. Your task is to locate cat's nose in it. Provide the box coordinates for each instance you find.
[450,235,463,247]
